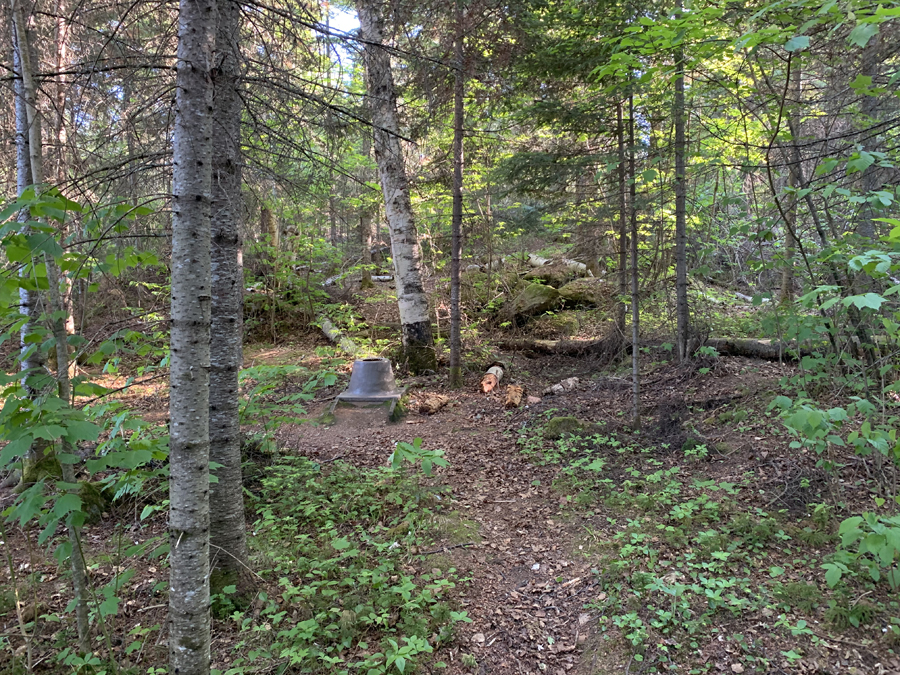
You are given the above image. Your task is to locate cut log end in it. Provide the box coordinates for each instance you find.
[481,364,504,393]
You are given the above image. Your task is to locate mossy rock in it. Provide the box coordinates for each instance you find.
[17,444,62,491]
[533,311,580,337]
[79,481,113,524]
[544,416,588,440]
[504,283,561,319]
[558,278,612,307]
[524,264,575,288]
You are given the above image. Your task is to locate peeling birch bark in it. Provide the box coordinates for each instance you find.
[357,0,435,373]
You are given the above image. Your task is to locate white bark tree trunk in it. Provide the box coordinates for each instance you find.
[12,33,44,394]
[169,0,216,672]
[11,2,90,650]
[209,0,249,596]
[357,0,435,373]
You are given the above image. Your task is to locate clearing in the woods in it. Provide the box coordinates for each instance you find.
[2,309,896,675]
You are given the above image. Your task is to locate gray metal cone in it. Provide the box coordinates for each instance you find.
[337,358,402,401]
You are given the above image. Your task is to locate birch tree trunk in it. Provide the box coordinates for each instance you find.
[449,4,464,388]
[12,36,45,400]
[357,0,436,373]
[209,0,250,596]
[169,0,216,672]
[54,0,76,337]
[11,3,90,650]
[673,3,689,362]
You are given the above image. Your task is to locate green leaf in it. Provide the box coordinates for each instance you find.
[848,22,878,48]
[784,36,809,52]
[99,595,119,617]
[847,152,875,175]
[64,420,101,443]
[850,74,873,90]
[32,424,66,441]
[53,493,82,517]
[0,436,33,464]
[770,395,792,410]
[331,537,351,550]
[846,293,885,310]
[824,564,842,588]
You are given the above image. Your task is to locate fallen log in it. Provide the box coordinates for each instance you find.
[498,335,808,362]
[481,364,504,393]
[561,258,593,276]
[703,338,810,361]
[498,334,623,357]
[318,315,359,355]
[527,253,552,268]
[419,393,450,415]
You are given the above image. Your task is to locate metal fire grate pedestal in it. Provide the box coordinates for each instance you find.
[329,357,406,419]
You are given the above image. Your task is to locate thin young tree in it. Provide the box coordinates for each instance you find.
[629,89,640,430]
[449,0,465,387]
[209,0,250,595]
[10,0,90,649]
[616,99,628,339]
[673,1,689,361]
[357,0,436,373]
[168,0,216,671]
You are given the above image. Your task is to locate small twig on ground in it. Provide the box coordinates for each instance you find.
[809,630,873,650]
[421,542,474,556]
[137,604,166,613]
[209,543,266,580]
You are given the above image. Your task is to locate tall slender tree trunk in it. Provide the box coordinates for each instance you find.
[12,36,45,398]
[360,212,375,288]
[357,0,435,373]
[629,90,640,431]
[169,0,216,672]
[673,3,689,361]
[449,3,464,388]
[858,33,881,241]
[779,57,800,305]
[11,2,89,650]
[209,0,250,597]
[616,99,627,338]
[54,0,77,339]
[359,125,375,289]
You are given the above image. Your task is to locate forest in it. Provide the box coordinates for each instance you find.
[0,0,899,673]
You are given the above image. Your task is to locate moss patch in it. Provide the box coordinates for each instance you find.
[544,416,588,440]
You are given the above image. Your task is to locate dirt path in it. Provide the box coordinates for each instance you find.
[282,365,652,675]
